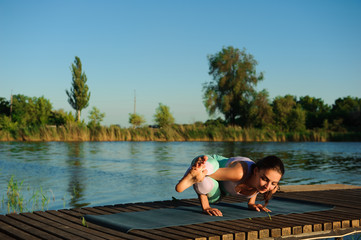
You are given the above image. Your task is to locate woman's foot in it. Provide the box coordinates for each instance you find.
[175,155,208,192]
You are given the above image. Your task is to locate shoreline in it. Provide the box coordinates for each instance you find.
[1,125,361,142]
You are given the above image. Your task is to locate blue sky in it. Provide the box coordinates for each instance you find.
[1,0,360,126]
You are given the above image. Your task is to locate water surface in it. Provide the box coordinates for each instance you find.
[0,141,360,214]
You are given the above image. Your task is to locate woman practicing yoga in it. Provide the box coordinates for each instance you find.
[175,155,285,216]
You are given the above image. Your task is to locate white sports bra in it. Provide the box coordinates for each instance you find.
[220,157,259,198]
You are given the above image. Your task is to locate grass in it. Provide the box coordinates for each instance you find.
[1,175,54,214]
[5,175,24,213]
[0,124,360,142]
[1,175,85,214]
[81,217,88,228]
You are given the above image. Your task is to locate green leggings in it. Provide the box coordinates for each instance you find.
[192,155,228,203]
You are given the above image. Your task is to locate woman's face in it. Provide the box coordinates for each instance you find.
[252,168,282,193]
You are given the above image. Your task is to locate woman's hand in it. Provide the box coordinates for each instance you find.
[203,207,223,216]
[248,203,271,212]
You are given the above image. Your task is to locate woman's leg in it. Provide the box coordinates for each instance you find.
[194,176,221,203]
[175,154,221,193]
[175,155,209,193]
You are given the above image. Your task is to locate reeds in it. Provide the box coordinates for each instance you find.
[0,124,360,142]
[1,175,53,214]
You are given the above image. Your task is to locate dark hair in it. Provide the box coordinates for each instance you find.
[256,155,285,176]
[255,155,285,206]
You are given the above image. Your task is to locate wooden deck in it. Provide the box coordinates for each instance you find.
[0,185,361,240]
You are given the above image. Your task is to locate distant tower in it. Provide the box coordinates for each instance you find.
[10,90,13,121]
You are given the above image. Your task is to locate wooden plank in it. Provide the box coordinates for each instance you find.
[0,230,17,240]
[93,206,122,214]
[0,214,61,240]
[276,191,361,209]
[6,213,86,240]
[199,220,252,239]
[167,226,214,239]
[0,217,42,240]
[185,222,234,239]
[23,212,105,240]
[128,229,176,240]
[179,223,234,240]
[242,218,286,237]
[49,210,144,240]
[264,214,313,235]
[81,207,113,215]
[146,226,207,239]
[142,228,192,240]
[34,211,124,240]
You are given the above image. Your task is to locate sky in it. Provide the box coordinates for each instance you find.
[1,0,360,127]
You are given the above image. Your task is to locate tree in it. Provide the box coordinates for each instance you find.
[288,105,306,131]
[87,106,105,128]
[272,95,307,131]
[36,96,53,125]
[66,56,91,122]
[203,46,264,126]
[49,109,75,126]
[249,90,274,128]
[298,96,330,129]
[129,113,146,128]
[11,94,52,126]
[330,96,361,131]
[0,97,10,116]
[153,103,174,128]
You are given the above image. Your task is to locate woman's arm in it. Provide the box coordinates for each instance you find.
[198,194,223,216]
[247,194,271,212]
[208,161,246,181]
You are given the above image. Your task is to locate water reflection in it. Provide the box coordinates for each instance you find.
[153,143,174,176]
[65,142,89,208]
[129,141,141,156]
[6,141,52,162]
[153,142,173,162]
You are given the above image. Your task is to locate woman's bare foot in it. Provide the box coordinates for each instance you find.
[175,155,208,192]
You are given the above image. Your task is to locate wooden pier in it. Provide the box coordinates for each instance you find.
[0,184,361,240]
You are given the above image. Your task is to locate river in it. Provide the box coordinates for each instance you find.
[0,141,360,214]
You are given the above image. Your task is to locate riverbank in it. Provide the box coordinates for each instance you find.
[1,124,360,142]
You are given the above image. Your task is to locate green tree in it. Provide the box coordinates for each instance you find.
[66,56,91,122]
[298,96,330,129]
[272,95,306,131]
[49,109,75,126]
[330,96,361,131]
[87,106,105,128]
[11,94,52,126]
[0,115,16,130]
[203,46,264,126]
[249,90,274,128]
[129,113,146,128]
[11,94,31,126]
[288,105,306,131]
[0,97,10,116]
[154,103,174,128]
[36,96,53,125]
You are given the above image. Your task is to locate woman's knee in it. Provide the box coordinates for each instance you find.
[194,177,214,195]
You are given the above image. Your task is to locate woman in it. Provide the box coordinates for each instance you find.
[175,154,285,216]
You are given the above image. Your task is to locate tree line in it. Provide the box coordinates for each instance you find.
[202,46,360,132]
[0,47,360,135]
